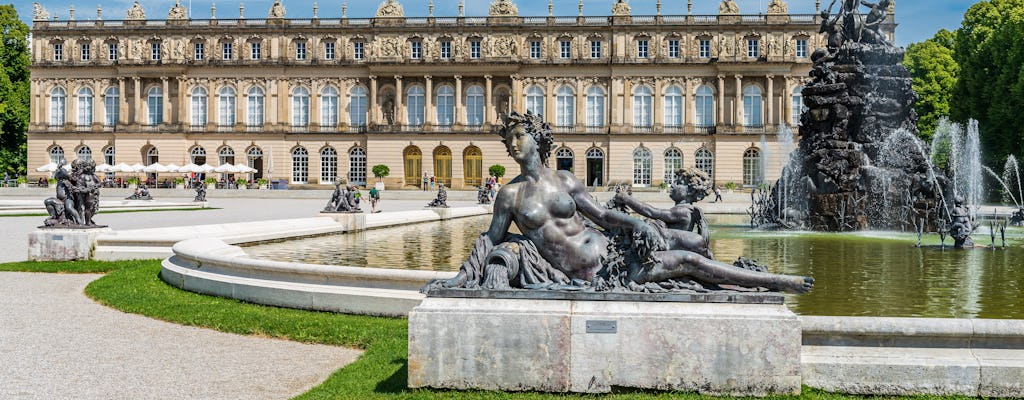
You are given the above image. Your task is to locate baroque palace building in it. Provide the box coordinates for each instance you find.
[28,0,895,189]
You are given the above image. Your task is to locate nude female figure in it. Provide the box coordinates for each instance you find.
[454,112,813,293]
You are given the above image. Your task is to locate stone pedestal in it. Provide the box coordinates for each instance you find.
[319,212,366,232]
[408,295,802,395]
[28,227,113,261]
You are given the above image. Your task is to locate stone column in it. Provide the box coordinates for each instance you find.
[133,77,141,125]
[734,75,743,126]
[454,75,463,127]
[623,78,634,130]
[511,75,523,113]
[340,79,351,127]
[545,79,555,122]
[30,79,38,126]
[783,77,793,127]
[684,78,694,129]
[235,79,245,130]
[766,75,774,127]
[161,77,170,126]
[118,78,127,125]
[369,76,378,126]
[609,77,620,127]
[575,79,585,130]
[716,75,725,125]
[654,78,664,132]
[395,75,405,125]
[425,75,434,127]
[310,79,321,130]
[484,75,493,126]
[92,80,103,129]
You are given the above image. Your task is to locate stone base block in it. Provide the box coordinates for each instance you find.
[319,212,366,232]
[28,228,112,261]
[408,297,801,396]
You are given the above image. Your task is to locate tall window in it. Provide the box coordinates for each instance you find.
[107,43,117,61]
[407,86,425,126]
[695,85,715,127]
[796,39,808,58]
[633,86,653,128]
[53,43,64,61]
[470,40,482,59]
[743,86,763,127]
[291,147,309,183]
[466,85,484,127]
[190,146,207,164]
[410,41,422,59]
[321,87,339,129]
[80,44,91,61]
[695,148,714,179]
[555,147,574,172]
[250,42,262,60]
[146,147,159,166]
[320,147,338,184]
[525,86,545,117]
[295,42,307,60]
[247,87,264,127]
[103,146,115,165]
[349,87,368,128]
[77,146,92,161]
[292,87,310,127]
[222,42,233,60]
[530,41,541,59]
[636,39,649,59]
[743,148,763,186]
[349,147,367,186]
[247,147,263,174]
[218,87,236,128]
[791,86,806,126]
[440,41,452,59]
[49,146,65,164]
[218,146,235,166]
[747,39,760,58]
[632,147,652,187]
[147,87,163,125]
[560,40,572,59]
[664,86,683,128]
[586,86,605,128]
[50,87,66,126]
[436,85,455,127]
[324,42,335,60]
[77,87,93,126]
[151,42,161,61]
[699,39,711,58]
[668,39,680,58]
[353,42,364,60]
[194,43,205,61]
[590,40,602,58]
[664,148,683,182]
[190,87,208,127]
[104,87,119,126]
[555,86,575,128]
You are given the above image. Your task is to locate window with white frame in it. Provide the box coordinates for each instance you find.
[250,42,261,60]
[633,147,652,187]
[466,85,485,127]
[190,87,208,127]
[353,42,364,60]
[49,146,65,164]
[470,40,481,59]
[668,39,680,58]
[324,42,335,60]
[695,148,714,179]
[219,87,236,127]
[796,39,808,58]
[247,86,264,127]
[103,146,115,165]
[320,147,338,184]
[742,85,763,127]
[436,85,455,126]
[147,87,163,125]
[633,86,653,128]
[80,44,90,61]
[321,87,338,129]
[107,43,117,61]
[291,87,310,127]
[407,86,425,126]
[590,40,602,58]
[695,85,715,127]
[77,87,93,126]
[699,39,711,58]
[218,146,235,166]
[743,148,762,186]
[637,39,649,59]
[151,42,161,60]
[530,41,541,59]
[194,43,204,61]
[747,39,760,58]
[77,146,92,161]
[349,147,367,186]
[410,41,421,59]
[296,42,307,60]
[664,86,683,128]
[586,86,605,128]
[440,40,451,59]
[103,87,119,126]
[189,146,207,164]
[555,86,575,128]
[349,86,368,128]
[53,43,63,61]
[792,86,806,125]
[291,147,309,183]
[525,86,545,117]
[664,148,683,182]
[555,147,574,172]
[146,147,159,166]
[222,42,233,60]
[560,40,571,59]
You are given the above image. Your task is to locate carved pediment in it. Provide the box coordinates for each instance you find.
[125,1,145,20]
[489,0,518,17]
[375,0,405,18]
[612,0,631,16]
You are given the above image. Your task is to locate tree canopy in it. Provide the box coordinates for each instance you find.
[0,4,30,176]
[904,29,959,141]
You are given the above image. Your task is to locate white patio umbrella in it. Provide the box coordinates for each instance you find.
[95,163,113,173]
[142,162,169,173]
[214,163,241,173]
[164,163,183,173]
[199,163,216,173]
[180,163,205,174]
[233,163,257,173]
[129,163,146,173]
[111,163,134,173]
[35,162,57,172]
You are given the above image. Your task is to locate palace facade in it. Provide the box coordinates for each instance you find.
[28,0,895,189]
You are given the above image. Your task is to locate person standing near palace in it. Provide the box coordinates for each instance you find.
[369,186,381,213]
[422,173,428,191]
[713,185,723,203]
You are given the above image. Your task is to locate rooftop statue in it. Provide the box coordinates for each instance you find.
[719,0,740,15]
[768,0,789,14]
[489,0,519,17]
[611,0,631,16]
[427,112,813,294]
[125,1,145,20]
[168,1,188,20]
[268,0,286,18]
[33,3,49,21]
[376,0,405,18]
[43,159,102,228]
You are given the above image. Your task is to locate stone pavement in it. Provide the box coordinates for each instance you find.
[0,272,361,400]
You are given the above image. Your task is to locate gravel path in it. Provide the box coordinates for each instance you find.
[0,272,362,400]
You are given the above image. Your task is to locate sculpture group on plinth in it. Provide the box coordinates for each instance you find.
[477,186,491,205]
[125,185,153,200]
[42,159,103,228]
[426,112,813,294]
[324,182,363,213]
[426,183,449,208]
[193,180,207,202]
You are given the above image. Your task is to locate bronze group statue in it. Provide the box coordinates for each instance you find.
[193,180,207,202]
[427,183,450,208]
[477,185,491,205]
[324,182,363,213]
[125,185,153,200]
[611,169,715,260]
[427,112,813,294]
[43,159,102,228]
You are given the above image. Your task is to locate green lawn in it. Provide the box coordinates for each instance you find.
[0,260,979,400]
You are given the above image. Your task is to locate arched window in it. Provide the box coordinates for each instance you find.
[466,85,485,128]
[219,86,236,127]
[246,146,264,179]
[585,147,605,186]
[407,86,425,126]
[145,146,159,166]
[291,147,309,183]
[436,85,455,127]
[463,146,483,187]
[247,86,265,127]
[525,85,545,117]
[586,86,605,128]
[103,87,119,126]
[742,85,763,127]
[632,147,652,187]
[433,146,452,187]
[147,86,163,125]
[664,148,683,182]
[320,147,338,184]
[791,86,806,126]
[189,87,208,127]
[103,146,115,165]
[743,147,762,186]
[77,146,92,162]
[321,86,339,129]
[292,87,310,127]
[633,85,653,128]
[349,86,368,129]
[695,148,714,180]
[190,146,207,164]
[349,147,367,186]
[555,147,574,172]
[218,146,235,165]
[50,87,66,126]
[49,146,65,164]
[404,146,422,187]
[555,86,575,128]
[77,87,93,127]
[663,86,683,128]
[695,85,715,127]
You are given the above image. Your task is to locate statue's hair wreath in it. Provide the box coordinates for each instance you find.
[499,111,555,166]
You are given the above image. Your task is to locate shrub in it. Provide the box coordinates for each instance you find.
[371,164,390,180]
[488,164,506,178]
[235,178,249,187]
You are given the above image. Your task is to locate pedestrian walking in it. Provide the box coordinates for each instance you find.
[422,173,428,191]
[429,175,436,191]
[369,186,381,213]
[713,185,723,203]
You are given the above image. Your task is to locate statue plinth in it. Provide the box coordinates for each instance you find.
[28,227,112,261]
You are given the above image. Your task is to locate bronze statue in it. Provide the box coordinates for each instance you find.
[43,159,102,228]
[949,196,974,248]
[193,180,207,202]
[611,169,715,260]
[427,183,449,208]
[126,185,153,200]
[477,185,491,205]
[324,182,363,213]
[429,112,813,294]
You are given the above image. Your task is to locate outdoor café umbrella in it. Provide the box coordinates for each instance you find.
[164,163,183,173]
[214,163,241,173]
[129,163,146,173]
[180,163,205,174]
[142,162,169,173]
[199,163,216,173]
[233,163,257,173]
[111,163,134,173]
[35,162,57,172]
[95,163,113,173]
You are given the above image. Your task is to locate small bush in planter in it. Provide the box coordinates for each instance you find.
[724,182,738,191]
[205,177,218,185]
[17,176,27,185]
[235,178,249,188]
[127,177,140,185]
[173,177,185,186]
[372,164,390,181]
[489,164,506,183]
[256,178,269,187]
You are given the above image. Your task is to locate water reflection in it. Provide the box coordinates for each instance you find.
[244,215,1024,319]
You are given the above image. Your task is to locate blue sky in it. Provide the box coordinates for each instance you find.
[19,0,978,46]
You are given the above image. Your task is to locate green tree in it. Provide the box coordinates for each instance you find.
[488,164,506,179]
[0,5,30,176]
[904,29,959,141]
[371,164,390,181]
[951,0,1024,165]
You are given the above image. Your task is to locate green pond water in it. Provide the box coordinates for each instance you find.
[244,214,1024,319]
